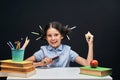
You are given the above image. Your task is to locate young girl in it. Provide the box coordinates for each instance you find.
[25,21,94,67]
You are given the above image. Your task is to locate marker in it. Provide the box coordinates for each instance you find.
[7,42,12,49]
[9,41,15,49]
[43,56,59,64]
[52,56,59,60]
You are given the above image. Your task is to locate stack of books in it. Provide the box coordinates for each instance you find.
[0,59,36,78]
[80,66,112,77]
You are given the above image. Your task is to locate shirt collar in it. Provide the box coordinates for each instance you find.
[47,44,63,51]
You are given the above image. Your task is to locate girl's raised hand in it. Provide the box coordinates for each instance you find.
[85,31,94,46]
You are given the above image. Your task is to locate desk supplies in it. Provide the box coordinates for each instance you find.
[7,37,30,50]
[52,56,59,60]
[14,41,21,49]
[7,41,15,49]
[6,37,30,62]
[11,49,24,62]
[43,56,59,64]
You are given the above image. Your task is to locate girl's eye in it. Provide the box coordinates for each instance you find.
[54,34,58,36]
[47,35,51,37]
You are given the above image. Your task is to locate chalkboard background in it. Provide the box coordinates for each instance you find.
[0,0,119,80]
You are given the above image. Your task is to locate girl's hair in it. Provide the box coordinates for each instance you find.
[39,21,72,40]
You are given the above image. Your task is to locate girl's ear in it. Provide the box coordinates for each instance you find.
[61,36,64,39]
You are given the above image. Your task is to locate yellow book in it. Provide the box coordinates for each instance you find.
[80,66,112,77]
[0,59,35,73]
[1,65,35,73]
[0,59,36,78]
[0,59,33,67]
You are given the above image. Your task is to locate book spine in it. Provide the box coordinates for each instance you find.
[1,62,33,67]
[1,67,35,73]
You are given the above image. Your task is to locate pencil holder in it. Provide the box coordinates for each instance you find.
[11,49,24,62]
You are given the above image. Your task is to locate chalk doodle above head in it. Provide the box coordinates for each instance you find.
[65,25,77,40]
[31,22,77,41]
[31,25,45,40]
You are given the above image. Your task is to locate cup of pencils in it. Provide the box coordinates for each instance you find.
[7,41,25,62]
[7,37,30,62]
[11,49,24,62]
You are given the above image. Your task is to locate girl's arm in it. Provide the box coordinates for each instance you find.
[25,56,52,67]
[75,32,94,66]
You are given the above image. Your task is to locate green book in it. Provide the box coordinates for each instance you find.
[80,66,112,77]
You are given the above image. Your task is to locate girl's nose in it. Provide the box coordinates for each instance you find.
[51,36,55,40]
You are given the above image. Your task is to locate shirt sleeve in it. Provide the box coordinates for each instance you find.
[33,49,44,61]
[69,50,79,62]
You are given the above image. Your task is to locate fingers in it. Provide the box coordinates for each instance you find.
[85,31,94,42]
[89,35,94,41]
[41,57,52,66]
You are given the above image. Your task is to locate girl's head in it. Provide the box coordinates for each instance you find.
[39,21,72,48]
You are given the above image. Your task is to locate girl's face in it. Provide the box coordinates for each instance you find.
[46,27,63,48]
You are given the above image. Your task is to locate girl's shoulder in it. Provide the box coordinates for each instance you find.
[62,44,71,49]
[39,45,48,49]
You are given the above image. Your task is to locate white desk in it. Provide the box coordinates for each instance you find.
[7,67,112,80]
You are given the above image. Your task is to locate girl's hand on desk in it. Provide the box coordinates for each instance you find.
[41,57,53,66]
[33,57,52,67]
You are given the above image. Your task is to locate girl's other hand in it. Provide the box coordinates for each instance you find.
[85,31,94,46]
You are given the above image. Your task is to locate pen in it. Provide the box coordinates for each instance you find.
[7,42,12,49]
[52,56,59,60]
[43,56,59,64]
[8,41,15,49]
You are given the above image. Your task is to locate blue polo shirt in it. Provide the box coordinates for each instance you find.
[33,44,79,67]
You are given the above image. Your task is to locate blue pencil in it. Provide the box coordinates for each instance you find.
[9,41,15,49]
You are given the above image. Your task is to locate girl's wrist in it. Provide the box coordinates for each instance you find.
[88,44,93,47]
[34,62,43,67]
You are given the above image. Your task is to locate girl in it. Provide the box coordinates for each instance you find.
[25,21,94,67]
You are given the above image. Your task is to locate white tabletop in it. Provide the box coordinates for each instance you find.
[7,67,112,80]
